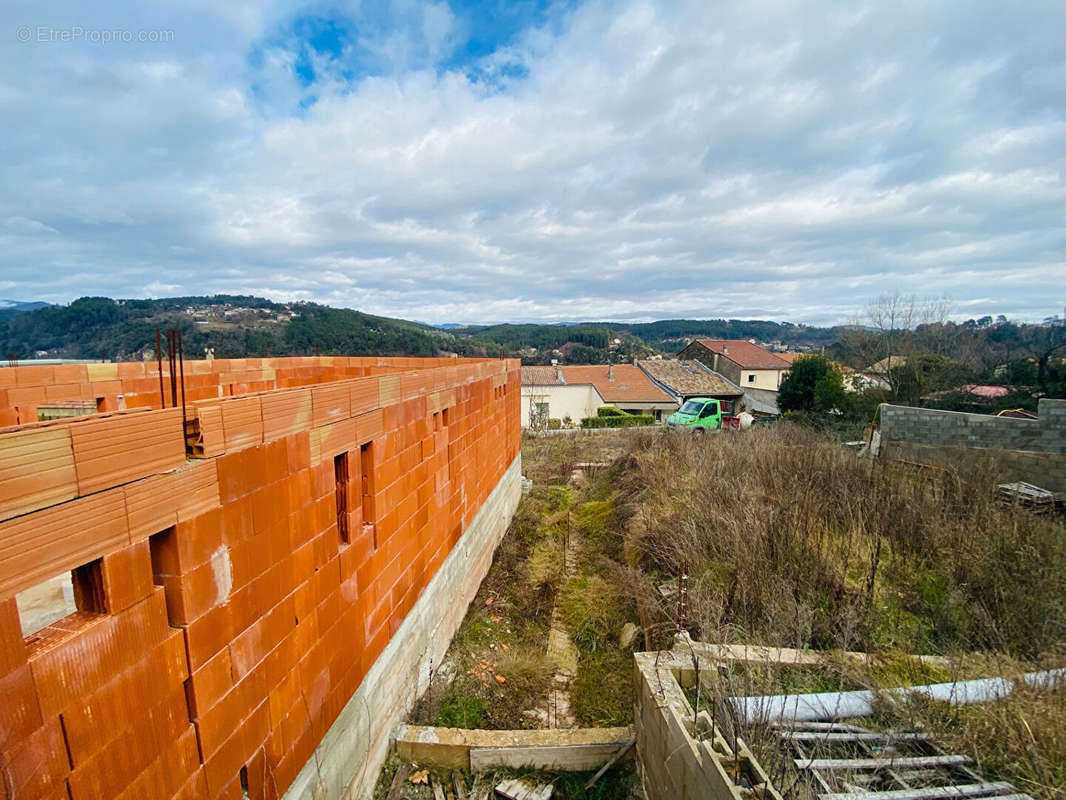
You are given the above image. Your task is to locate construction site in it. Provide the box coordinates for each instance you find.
[1,355,1065,800]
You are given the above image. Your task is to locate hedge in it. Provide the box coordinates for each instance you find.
[581,412,656,428]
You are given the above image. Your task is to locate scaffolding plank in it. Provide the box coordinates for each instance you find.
[783,732,934,744]
[796,755,971,770]
[818,783,1024,800]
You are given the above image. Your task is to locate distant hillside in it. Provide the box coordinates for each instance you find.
[451,318,841,364]
[0,296,472,361]
[0,296,846,364]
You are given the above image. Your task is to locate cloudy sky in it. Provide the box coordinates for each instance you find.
[2,1,1064,325]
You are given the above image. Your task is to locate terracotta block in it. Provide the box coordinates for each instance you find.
[0,597,27,674]
[378,374,400,405]
[190,404,225,458]
[158,556,231,626]
[124,470,179,541]
[261,437,289,486]
[311,382,350,428]
[187,645,234,720]
[261,388,312,442]
[13,364,56,387]
[348,377,380,417]
[0,487,129,599]
[0,718,69,798]
[184,602,234,672]
[220,495,255,545]
[42,381,90,403]
[229,595,295,680]
[220,395,264,452]
[70,407,186,495]
[0,663,43,750]
[172,768,209,800]
[285,432,311,475]
[62,629,187,766]
[175,458,221,523]
[355,407,384,444]
[0,426,77,522]
[309,417,356,465]
[67,688,189,799]
[116,361,147,380]
[167,507,225,574]
[30,588,171,717]
[101,539,154,612]
[203,700,269,796]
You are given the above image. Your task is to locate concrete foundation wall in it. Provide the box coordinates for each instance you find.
[285,455,521,800]
[880,398,1066,491]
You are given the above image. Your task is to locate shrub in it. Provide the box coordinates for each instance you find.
[581,410,655,428]
[547,417,562,429]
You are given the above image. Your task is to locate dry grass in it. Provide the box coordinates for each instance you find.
[619,425,1066,658]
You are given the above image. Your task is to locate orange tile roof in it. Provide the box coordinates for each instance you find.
[560,364,674,404]
[694,339,791,370]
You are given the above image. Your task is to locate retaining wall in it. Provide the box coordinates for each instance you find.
[0,356,521,800]
[879,398,1066,492]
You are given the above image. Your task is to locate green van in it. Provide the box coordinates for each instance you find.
[666,397,723,432]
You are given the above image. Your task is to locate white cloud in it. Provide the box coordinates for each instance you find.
[0,0,1063,324]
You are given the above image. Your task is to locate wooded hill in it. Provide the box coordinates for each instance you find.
[0,296,457,361]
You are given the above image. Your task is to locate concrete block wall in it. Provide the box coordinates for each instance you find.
[0,356,521,800]
[880,398,1066,491]
[633,651,779,800]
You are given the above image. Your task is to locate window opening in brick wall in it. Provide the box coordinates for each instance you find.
[148,526,176,587]
[334,451,350,544]
[360,441,376,549]
[16,558,107,641]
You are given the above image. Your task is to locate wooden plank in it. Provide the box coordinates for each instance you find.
[471,742,625,772]
[818,783,1023,800]
[386,765,409,800]
[494,778,553,800]
[797,755,971,771]
[585,739,635,789]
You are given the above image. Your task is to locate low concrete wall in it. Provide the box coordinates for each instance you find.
[633,650,780,800]
[880,398,1066,492]
[284,455,522,800]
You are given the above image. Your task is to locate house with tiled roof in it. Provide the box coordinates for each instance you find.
[677,339,791,392]
[520,365,604,428]
[636,359,743,412]
[561,364,677,420]
[519,363,678,428]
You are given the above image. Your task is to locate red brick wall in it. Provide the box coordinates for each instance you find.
[0,357,521,799]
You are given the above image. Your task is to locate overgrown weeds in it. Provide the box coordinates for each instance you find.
[619,425,1066,658]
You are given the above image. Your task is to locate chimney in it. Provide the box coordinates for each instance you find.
[608,363,615,380]
[713,352,719,371]
[722,345,728,356]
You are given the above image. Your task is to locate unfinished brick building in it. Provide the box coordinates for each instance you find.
[0,356,522,799]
